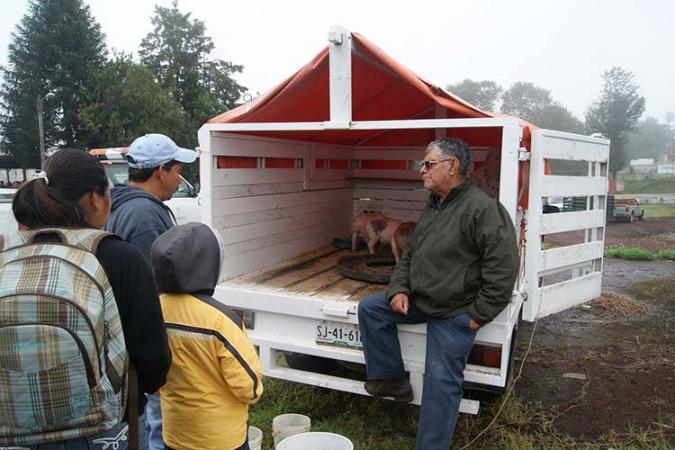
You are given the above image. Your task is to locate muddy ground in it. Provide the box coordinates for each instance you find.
[515,217,675,441]
[549,215,675,251]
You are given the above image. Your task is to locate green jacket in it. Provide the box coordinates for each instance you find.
[387,180,519,325]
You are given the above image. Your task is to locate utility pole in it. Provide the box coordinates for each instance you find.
[36,94,46,171]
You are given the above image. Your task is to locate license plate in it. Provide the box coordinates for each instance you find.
[315,320,363,349]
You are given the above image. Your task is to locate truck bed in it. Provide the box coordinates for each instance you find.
[222,245,385,302]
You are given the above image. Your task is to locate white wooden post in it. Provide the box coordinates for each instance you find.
[328,26,352,127]
[523,131,544,321]
[498,126,522,224]
[197,126,213,227]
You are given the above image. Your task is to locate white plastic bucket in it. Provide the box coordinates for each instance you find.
[248,425,263,450]
[272,413,311,448]
[276,432,354,450]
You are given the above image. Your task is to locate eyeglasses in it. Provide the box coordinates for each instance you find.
[416,158,455,171]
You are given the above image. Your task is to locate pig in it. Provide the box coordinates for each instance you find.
[351,211,386,252]
[392,221,416,261]
[365,217,403,262]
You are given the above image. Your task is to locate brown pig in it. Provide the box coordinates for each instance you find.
[351,211,386,252]
[365,217,402,261]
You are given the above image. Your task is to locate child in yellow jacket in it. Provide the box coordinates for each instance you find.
[151,223,263,450]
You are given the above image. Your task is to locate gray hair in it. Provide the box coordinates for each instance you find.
[425,138,471,176]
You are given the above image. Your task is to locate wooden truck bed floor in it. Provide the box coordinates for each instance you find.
[221,245,386,302]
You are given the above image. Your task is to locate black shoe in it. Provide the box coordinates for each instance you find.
[364,379,414,402]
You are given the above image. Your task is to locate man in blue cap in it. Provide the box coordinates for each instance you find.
[106,133,197,256]
[105,133,196,450]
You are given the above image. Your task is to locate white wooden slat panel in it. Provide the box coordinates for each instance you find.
[213,182,302,200]
[213,168,303,186]
[353,147,489,162]
[214,135,305,158]
[220,227,347,280]
[212,188,352,217]
[313,145,354,160]
[220,206,352,245]
[540,210,605,234]
[348,169,420,180]
[306,180,352,190]
[354,148,425,160]
[352,188,428,202]
[539,132,609,162]
[311,169,348,182]
[353,198,427,212]
[536,272,602,318]
[541,175,607,197]
[352,179,423,190]
[355,209,420,223]
[216,199,353,229]
[538,241,604,272]
[223,219,349,257]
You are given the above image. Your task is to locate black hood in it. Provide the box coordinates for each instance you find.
[150,222,224,295]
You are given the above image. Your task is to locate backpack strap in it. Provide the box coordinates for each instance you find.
[1,228,115,254]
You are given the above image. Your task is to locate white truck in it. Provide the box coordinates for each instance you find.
[198,27,610,413]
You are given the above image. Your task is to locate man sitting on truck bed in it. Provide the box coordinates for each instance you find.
[358,138,519,450]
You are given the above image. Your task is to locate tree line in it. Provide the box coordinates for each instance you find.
[1,0,672,180]
[0,0,245,179]
[449,74,673,177]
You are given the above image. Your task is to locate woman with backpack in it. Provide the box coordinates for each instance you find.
[0,149,172,449]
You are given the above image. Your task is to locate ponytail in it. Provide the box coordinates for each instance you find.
[12,149,109,229]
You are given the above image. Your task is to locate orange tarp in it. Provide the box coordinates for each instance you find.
[208,32,533,149]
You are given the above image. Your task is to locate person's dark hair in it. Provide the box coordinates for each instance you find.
[426,138,471,176]
[13,149,109,228]
[128,159,180,182]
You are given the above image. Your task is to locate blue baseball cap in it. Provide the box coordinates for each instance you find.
[126,134,197,169]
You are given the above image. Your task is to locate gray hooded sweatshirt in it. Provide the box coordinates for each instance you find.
[150,222,224,295]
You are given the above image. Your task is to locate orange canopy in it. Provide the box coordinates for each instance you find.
[208,32,533,149]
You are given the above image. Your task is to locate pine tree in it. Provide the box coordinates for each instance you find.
[139,1,246,147]
[80,55,190,148]
[586,67,645,177]
[0,0,106,169]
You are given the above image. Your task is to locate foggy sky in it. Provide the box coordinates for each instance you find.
[1,0,673,123]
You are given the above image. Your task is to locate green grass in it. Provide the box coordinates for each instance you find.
[604,247,675,261]
[249,379,673,449]
[623,178,675,194]
[643,204,675,218]
[657,250,675,260]
[605,247,656,260]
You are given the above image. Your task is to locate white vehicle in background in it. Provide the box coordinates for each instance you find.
[0,188,18,234]
[89,148,201,225]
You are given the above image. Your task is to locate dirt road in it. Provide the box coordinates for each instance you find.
[516,218,675,440]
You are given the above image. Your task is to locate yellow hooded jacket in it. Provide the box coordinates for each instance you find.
[151,223,263,450]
